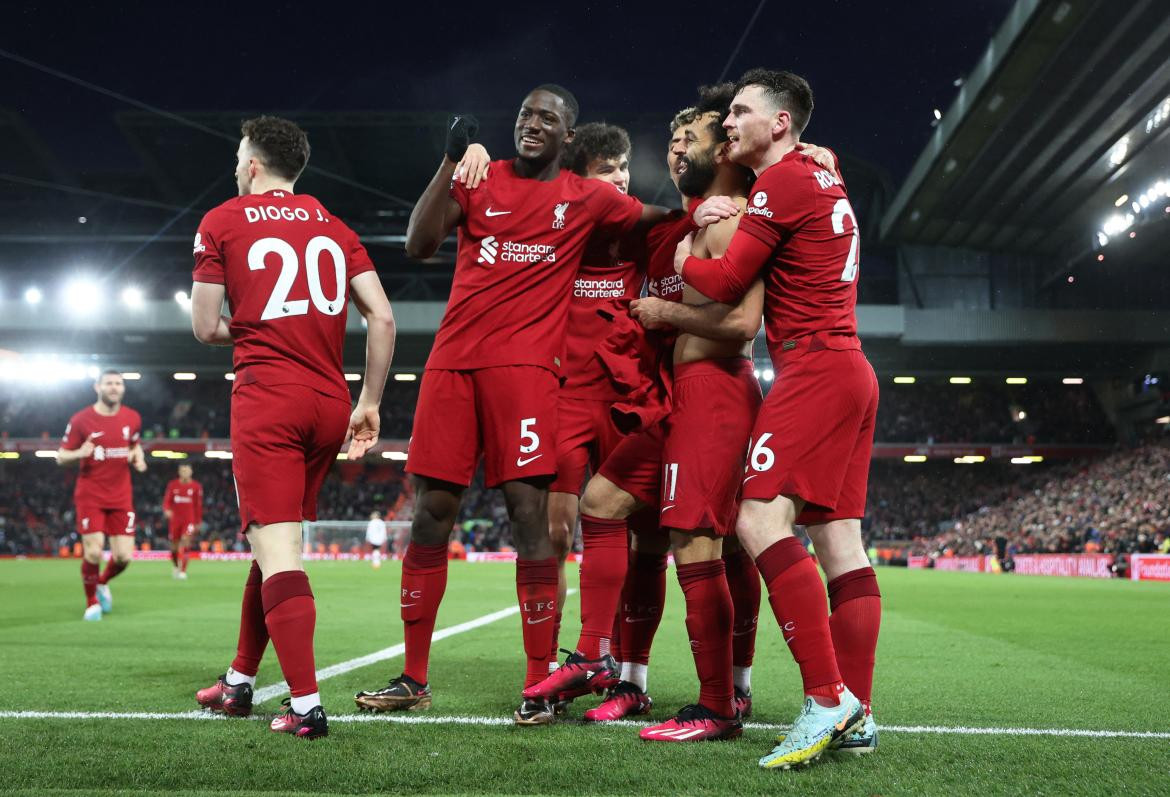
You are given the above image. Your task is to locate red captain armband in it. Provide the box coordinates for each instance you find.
[680,231,773,304]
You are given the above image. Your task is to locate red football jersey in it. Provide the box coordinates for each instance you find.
[62,405,141,509]
[427,160,643,373]
[682,151,859,362]
[163,478,204,526]
[192,190,375,401]
[644,201,700,304]
[561,232,643,400]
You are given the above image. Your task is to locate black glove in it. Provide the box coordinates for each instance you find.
[445,114,479,163]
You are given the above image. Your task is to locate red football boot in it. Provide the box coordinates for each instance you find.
[269,699,329,739]
[734,686,753,719]
[521,652,618,701]
[639,704,742,742]
[195,674,254,717]
[584,681,653,722]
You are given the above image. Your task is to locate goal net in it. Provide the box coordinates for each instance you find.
[302,520,412,557]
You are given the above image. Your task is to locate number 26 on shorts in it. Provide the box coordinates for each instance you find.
[746,433,775,473]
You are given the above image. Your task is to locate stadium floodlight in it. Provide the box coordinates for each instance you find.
[953,455,986,464]
[949,377,972,384]
[204,450,232,459]
[23,286,43,305]
[172,372,196,381]
[174,290,191,311]
[344,373,362,381]
[1114,195,1128,207]
[382,451,408,461]
[893,376,916,384]
[1005,377,1027,385]
[224,373,236,380]
[932,109,942,121]
[1063,377,1083,384]
[1156,416,1169,424]
[122,372,141,380]
[0,452,19,460]
[63,277,102,315]
[335,453,348,460]
[903,455,927,463]
[35,450,58,458]
[1010,456,1044,464]
[393,373,418,382]
[120,286,145,309]
[1108,136,1129,167]
[753,369,761,379]
[762,369,775,382]
[151,450,188,459]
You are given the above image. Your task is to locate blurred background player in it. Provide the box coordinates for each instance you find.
[366,510,388,569]
[56,369,146,621]
[163,463,203,580]
[678,69,879,768]
[353,84,671,728]
[190,115,396,740]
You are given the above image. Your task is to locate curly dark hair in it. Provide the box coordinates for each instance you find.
[694,82,738,143]
[562,122,631,175]
[733,68,814,135]
[240,116,310,181]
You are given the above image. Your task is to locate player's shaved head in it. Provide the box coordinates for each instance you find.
[734,68,814,135]
[240,116,311,181]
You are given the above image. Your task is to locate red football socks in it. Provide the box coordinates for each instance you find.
[828,566,882,713]
[230,560,268,677]
[400,542,449,685]
[516,557,559,688]
[99,558,127,585]
[756,537,844,703]
[81,560,100,607]
[261,570,318,698]
[620,550,668,666]
[574,515,628,660]
[170,549,179,567]
[724,547,760,670]
[180,545,189,573]
[677,559,734,717]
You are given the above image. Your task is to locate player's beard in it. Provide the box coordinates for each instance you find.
[677,151,717,197]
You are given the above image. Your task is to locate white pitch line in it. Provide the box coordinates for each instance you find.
[1,710,1166,739]
[252,589,576,704]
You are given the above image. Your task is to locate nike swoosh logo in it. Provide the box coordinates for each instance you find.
[732,629,754,636]
[516,454,543,467]
[660,504,675,513]
[624,617,653,623]
[485,208,512,217]
[835,717,851,732]
[526,616,552,624]
[400,603,417,608]
[743,475,758,483]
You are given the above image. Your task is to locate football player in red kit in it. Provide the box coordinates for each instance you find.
[525,86,768,741]
[677,69,880,768]
[190,116,396,739]
[57,369,146,621]
[163,463,202,580]
[352,85,693,727]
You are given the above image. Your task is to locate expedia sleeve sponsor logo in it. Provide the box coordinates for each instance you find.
[574,277,625,299]
[478,236,558,265]
[746,191,773,218]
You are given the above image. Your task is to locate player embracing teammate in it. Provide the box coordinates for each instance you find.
[190,115,396,739]
[678,69,882,769]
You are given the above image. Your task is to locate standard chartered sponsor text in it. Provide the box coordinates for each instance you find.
[500,240,557,263]
[574,277,625,299]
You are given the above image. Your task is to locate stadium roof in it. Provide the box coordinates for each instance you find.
[881,0,1170,275]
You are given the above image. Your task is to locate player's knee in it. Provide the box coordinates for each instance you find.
[548,524,573,560]
[114,555,132,567]
[580,479,632,519]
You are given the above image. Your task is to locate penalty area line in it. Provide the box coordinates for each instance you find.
[0,710,1166,739]
[252,589,576,704]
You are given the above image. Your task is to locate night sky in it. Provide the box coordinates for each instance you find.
[5,0,1015,184]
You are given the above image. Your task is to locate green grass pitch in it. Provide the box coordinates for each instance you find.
[1,559,1166,796]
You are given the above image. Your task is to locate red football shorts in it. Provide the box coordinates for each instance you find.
[741,347,878,523]
[660,358,761,536]
[168,520,196,542]
[407,366,559,488]
[231,382,350,533]
[550,396,622,495]
[76,506,135,537]
[598,420,666,509]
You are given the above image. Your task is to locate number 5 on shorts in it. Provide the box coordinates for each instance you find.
[520,417,540,454]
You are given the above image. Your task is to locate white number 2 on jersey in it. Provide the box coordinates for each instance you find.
[831,198,860,282]
[248,236,347,321]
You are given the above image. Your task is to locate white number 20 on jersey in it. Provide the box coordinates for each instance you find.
[248,236,347,320]
[831,198,860,282]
